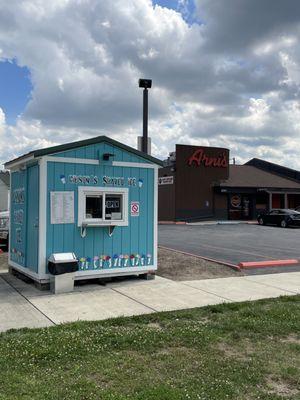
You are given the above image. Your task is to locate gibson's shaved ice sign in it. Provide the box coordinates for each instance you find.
[187,148,228,168]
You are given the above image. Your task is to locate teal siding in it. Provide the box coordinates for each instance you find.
[54,142,152,164]
[10,170,27,267]
[46,160,155,271]
[26,165,39,272]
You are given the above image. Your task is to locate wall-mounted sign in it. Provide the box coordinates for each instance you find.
[68,175,138,187]
[230,195,241,208]
[158,176,174,185]
[106,200,120,209]
[16,228,22,244]
[130,201,140,217]
[69,175,99,184]
[14,209,24,225]
[12,188,25,204]
[187,149,228,168]
[77,252,152,270]
[51,191,75,224]
[103,176,137,186]
[257,188,267,192]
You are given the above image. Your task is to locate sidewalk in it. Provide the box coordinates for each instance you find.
[0,271,299,333]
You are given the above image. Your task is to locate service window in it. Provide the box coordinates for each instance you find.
[86,195,103,219]
[78,187,128,227]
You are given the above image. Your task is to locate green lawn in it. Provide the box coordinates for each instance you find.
[0,296,299,400]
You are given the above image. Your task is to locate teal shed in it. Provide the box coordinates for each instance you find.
[5,136,162,284]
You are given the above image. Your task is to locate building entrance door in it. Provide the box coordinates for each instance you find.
[242,196,251,218]
[272,193,285,209]
[229,194,252,220]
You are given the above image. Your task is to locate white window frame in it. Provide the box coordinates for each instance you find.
[78,186,128,227]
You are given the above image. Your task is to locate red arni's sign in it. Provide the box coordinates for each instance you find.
[187,148,228,168]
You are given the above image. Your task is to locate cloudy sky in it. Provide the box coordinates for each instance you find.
[0,0,300,167]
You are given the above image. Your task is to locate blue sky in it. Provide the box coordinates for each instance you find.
[0,60,32,125]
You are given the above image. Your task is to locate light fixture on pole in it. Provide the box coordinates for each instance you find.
[138,78,152,154]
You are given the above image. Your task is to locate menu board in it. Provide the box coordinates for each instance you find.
[51,191,74,224]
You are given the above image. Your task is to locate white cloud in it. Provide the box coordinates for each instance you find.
[0,0,300,170]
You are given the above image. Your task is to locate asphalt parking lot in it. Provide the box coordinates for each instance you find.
[158,224,300,274]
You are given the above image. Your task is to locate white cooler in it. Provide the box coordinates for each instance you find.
[48,253,78,294]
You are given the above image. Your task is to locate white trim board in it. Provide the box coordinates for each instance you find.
[112,161,158,169]
[9,260,49,281]
[38,158,47,275]
[44,156,159,169]
[44,156,98,165]
[75,265,157,280]
[153,166,158,271]
[5,155,35,170]
[9,259,157,284]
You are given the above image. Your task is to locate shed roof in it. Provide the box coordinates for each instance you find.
[219,165,300,189]
[4,135,163,168]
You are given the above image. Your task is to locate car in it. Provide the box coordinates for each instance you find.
[0,211,9,251]
[257,208,300,228]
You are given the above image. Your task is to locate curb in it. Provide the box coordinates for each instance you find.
[187,221,258,226]
[158,221,257,226]
[158,221,187,225]
[158,245,241,271]
[239,259,299,269]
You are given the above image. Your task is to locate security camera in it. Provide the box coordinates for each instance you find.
[138,79,152,89]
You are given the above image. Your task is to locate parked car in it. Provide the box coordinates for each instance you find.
[258,209,300,228]
[0,211,9,251]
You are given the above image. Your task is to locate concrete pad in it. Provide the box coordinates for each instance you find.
[29,288,154,324]
[113,280,225,312]
[0,277,53,332]
[1,273,50,298]
[244,272,300,294]
[107,275,171,289]
[182,276,292,302]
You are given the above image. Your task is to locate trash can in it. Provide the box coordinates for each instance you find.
[48,253,78,294]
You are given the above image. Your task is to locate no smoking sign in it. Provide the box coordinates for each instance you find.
[130,201,140,217]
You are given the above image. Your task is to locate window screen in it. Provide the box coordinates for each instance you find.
[86,195,103,219]
[105,194,122,220]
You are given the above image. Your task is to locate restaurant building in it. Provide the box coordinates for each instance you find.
[158,144,300,221]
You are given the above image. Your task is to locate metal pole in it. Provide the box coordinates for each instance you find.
[142,88,148,154]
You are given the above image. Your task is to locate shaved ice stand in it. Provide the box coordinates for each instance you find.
[5,136,162,288]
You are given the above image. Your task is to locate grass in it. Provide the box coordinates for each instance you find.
[0,296,299,400]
